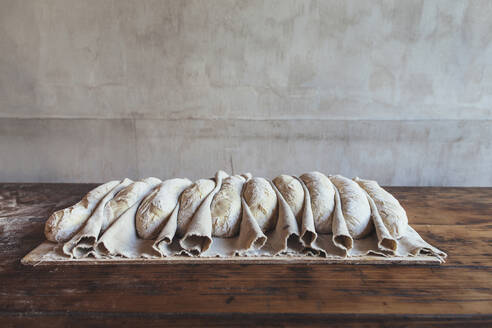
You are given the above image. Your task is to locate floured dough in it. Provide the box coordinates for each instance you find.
[355,177,408,239]
[176,179,216,236]
[300,172,335,233]
[136,178,193,239]
[243,177,278,232]
[273,174,304,224]
[101,177,161,231]
[211,175,245,237]
[44,180,121,242]
[38,171,448,263]
[330,175,372,239]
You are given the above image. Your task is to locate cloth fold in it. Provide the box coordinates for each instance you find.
[179,170,228,254]
[265,182,303,255]
[62,178,134,258]
[364,191,397,253]
[296,177,317,248]
[96,202,159,258]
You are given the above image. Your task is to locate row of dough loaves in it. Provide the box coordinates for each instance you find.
[45,172,408,243]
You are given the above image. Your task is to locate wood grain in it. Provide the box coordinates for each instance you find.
[1,183,491,326]
[2,313,492,328]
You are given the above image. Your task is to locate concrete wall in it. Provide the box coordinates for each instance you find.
[1,0,491,185]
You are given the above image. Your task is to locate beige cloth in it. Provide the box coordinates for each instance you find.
[62,178,134,258]
[49,171,447,262]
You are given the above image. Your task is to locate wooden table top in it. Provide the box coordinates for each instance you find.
[0,183,491,327]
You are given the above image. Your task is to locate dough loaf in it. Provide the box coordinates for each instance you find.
[136,178,193,239]
[330,175,372,239]
[355,177,408,239]
[273,174,304,224]
[243,177,278,232]
[101,177,161,231]
[300,172,335,233]
[44,180,120,242]
[211,175,245,237]
[176,179,216,236]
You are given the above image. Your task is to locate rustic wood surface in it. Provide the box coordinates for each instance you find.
[1,183,491,327]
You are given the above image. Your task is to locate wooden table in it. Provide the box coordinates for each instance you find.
[0,183,491,327]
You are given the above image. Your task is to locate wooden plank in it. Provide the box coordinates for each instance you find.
[1,184,491,326]
[390,187,492,226]
[3,313,492,328]
[2,221,491,315]
[21,241,442,265]
[2,261,491,315]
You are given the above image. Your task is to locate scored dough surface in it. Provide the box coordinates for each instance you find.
[136,178,193,239]
[243,177,278,232]
[102,177,161,231]
[44,180,120,242]
[211,175,245,238]
[176,179,216,236]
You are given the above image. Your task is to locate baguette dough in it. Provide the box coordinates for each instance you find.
[101,177,162,231]
[39,172,448,263]
[44,180,121,242]
[211,175,246,237]
[355,177,408,239]
[176,179,216,236]
[273,174,304,224]
[300,172,335,233]
[243,177,278,232]
[136,178,193,239]
[330,175,372,239]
